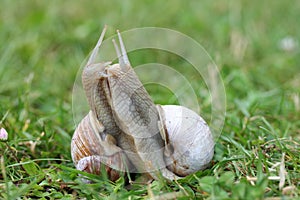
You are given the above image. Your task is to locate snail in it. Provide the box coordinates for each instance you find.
[71,26,214,181]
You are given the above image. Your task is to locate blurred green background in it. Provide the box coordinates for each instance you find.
[0,0,299,198]
[1,0,299,127]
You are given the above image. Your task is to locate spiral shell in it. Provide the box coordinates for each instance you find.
[71,111,130,181]
[158,105,214,177]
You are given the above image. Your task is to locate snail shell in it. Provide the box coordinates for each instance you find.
[71,111,131,181]
[157,105,214,177]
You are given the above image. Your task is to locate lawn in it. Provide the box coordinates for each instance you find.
[0,0,299,199]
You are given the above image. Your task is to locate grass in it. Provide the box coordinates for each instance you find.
[0,0,299,199]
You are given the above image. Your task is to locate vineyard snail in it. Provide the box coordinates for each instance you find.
[71,26,214,181]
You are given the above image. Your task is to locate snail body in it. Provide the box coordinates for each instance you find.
[71,27,214,181]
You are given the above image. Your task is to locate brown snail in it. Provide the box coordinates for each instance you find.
[71,26,214,181]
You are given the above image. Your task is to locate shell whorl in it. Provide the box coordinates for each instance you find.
[158,105,214,176]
